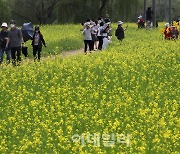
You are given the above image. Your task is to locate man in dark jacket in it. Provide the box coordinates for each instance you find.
[115,21,128,43]
[8,20,24,66]
[32,26,46,61]
[146,7,153,22]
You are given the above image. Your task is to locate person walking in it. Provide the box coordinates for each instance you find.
[91,21,99,51]
[82,22,93,54]
[146,7,153,29]
[0,22,11,64]
[32,26,46,62]
[8,20,24,66]
[137,15,145,28]
[115,21,128,43]
[102,22,111,50]
[170,26,179,40]
[164,23,171,40]
[97,22,104,50]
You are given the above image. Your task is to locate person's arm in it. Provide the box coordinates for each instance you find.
[41,34,46,47]
[124,25,128,31]
[5,38,9,48]
[5,32,10,48]
[19,29,24,45]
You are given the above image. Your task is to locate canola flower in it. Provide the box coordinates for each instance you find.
[0,23,179,153]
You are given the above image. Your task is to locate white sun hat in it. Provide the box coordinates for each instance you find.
[118,21,123,25]
[1,22,8,28]
[165,23,170,27]
[138,15,142,19]
[84,22,90,27]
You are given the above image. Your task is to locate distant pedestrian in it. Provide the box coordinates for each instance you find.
[102,22,111,50]
[32,26,46,61]
[90,22,96,51]
[93,20,99,50]
[0,22,11,64]
[115,21,128,43]
[146,7,153,23]
[82,22,93,54]
[146,7,153,29]
[137,15,145,28]
[8,20,24,66]
[97,22,104,50]
[164,23,171,40]
[170,26,179,40]
[104,14,111,23]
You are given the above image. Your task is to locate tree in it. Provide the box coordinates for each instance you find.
[0,0,180,24]
[11,0,60,25]
[0,0,12,23]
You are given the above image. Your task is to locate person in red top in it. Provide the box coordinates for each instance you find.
[138,15,145,28]
[164,23,171,40]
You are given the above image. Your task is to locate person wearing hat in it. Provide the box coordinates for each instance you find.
[31,26,46,61]
[137,15,145,29]
[8,20,24,66]
[82,22,93,54]
[115,21,128,43]
[0,22,11,64]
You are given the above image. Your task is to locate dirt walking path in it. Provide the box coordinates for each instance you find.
[21,48,84,64]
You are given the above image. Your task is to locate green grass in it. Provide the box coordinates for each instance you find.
[0,23,179,153]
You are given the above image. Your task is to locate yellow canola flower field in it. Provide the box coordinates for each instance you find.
[0,23,179,153]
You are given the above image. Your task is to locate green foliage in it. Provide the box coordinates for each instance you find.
[0,0,180,24]
[0,0,11,23]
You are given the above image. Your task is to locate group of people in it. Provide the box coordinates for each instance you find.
[82,16,128,54]
[137,7,158,29]
[1,16,179,65]
[164,23,179,40]
[82,17,112,54]
[0,20,46,65]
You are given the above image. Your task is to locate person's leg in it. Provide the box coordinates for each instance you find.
[33,46,38,61]
[91,40,94,51]
[88,40,93,52]
[95,41,98,50]
[37,47,42,61]
[84,40,88,53]
[102,37,108,50]
[16,47,21,64]
[0,48,4,64]
[11,47,16,66]
[5,49,11,64]
[98,36,101,50]
[98,36,103,50]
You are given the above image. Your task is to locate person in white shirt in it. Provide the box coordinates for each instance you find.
[82,22,92,54]
[102,22,111,50]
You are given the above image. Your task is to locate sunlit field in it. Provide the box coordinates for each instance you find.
[0,23,179,153]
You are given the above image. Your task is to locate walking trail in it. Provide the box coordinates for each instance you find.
[22,48,84,64]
